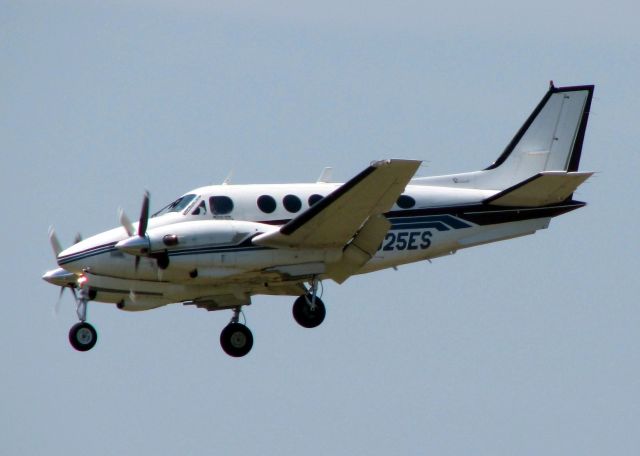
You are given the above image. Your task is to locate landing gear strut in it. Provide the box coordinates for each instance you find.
[68,281,98,352]
[220,306,253,357]
[293,276,326,328]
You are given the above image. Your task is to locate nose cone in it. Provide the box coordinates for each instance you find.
[115,236,150,256]
[42,268,78,286]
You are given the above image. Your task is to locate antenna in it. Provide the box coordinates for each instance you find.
[316,167,333,183]
[222,169,234,185]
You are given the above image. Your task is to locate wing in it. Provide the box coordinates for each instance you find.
[253,159,421,249]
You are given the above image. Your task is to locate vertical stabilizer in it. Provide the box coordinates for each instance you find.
[485,84,594,186]
[411,84,594,191]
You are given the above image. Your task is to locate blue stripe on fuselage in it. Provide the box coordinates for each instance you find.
[57,243,118,265]
[387,214,472,231]
[55,213,473,264]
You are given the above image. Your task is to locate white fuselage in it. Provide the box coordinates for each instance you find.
[50,180,573,311]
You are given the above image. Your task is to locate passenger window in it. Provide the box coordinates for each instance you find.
[308,194,323,206]
[192,200,207,215]
[396,194,416,209]
[257,195,277,214]
[283,194,302,213]
[210,196,234,215]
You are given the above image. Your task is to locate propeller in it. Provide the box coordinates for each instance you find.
[46,226,80,316]
[116,191,170,273]
[116,191,151,271]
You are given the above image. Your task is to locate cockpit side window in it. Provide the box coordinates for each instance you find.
[152,194,197,217]
[192,200,207,215]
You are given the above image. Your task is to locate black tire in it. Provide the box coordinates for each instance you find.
[292,295,326,328]
[220,323,253,357]
[69,322,98,352]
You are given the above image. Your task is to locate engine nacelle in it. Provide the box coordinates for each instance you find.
[143,220,275,272]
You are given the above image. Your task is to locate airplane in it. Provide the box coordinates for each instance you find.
[43,83,594,357]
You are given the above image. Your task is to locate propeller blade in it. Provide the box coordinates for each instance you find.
[53,286,67,316]
[135,255,141,271]
[118,208,135,236]
[48,226,62,257]
[73,232,83,244]
[138,191,150,237]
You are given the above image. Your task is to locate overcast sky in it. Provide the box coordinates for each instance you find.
[2,1,639,455]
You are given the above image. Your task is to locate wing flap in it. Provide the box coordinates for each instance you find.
[327,214,391,283]
[253,159,421,249]
[484,171,593,207]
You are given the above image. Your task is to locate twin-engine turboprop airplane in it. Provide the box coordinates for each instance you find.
[43,83,594,357]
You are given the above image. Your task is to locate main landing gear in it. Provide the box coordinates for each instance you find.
[292,295,326,328]
[292,276,326,328]
[68,282,98,352]
[219,307,253,357]
[218,277,326,358]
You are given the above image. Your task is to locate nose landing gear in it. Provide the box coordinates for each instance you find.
[69,321,97,351]
[68,281,98,352]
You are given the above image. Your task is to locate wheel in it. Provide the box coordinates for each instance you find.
[292,295,326,328]
[220,323,253,357]
[69,322,98,352]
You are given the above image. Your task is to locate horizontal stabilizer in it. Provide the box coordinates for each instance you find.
[484,171,593,207]
[254,159,421,249]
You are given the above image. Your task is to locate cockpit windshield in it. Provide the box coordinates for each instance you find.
[151,194,197,217]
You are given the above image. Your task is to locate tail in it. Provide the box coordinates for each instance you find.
[484,83,594,186]
[413,83,594,191]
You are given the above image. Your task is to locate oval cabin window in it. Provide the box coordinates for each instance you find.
[308,194,323,206]
[283,194,302,213]
[396,194,416,209]
[257,195,277,214]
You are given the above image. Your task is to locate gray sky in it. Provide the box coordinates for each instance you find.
[2,1,639,454]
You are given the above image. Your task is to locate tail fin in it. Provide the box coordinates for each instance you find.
[484,83,594,186]
[411,83,594,190]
